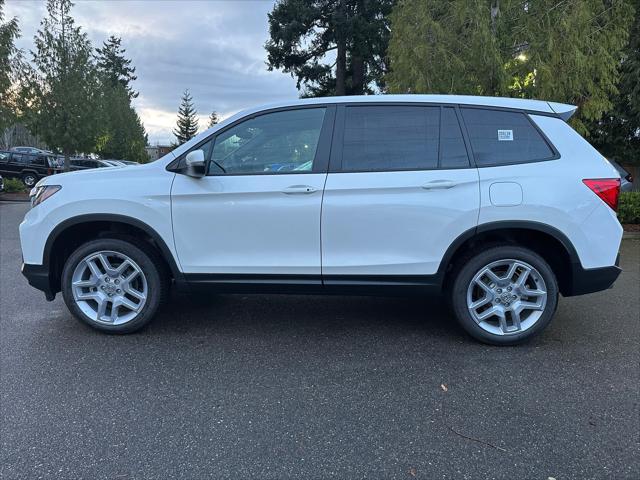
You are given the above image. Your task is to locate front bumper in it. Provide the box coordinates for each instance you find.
[21,263,56,301]
[564,254,621,297]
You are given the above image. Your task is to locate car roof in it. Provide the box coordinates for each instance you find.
[243,94,574,116]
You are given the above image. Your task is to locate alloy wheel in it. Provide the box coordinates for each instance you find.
[466,259,547,336]
[71,250,148,325]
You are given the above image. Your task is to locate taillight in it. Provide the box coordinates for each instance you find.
[582,178,620,211]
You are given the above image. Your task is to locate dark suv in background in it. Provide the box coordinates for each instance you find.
[0,150,63,187]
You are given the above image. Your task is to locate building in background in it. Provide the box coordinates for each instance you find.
[145,144,173,162]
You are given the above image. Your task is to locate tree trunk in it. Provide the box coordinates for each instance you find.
[334,0,347,96]
[351,55,365,95]
[336,39,347,96]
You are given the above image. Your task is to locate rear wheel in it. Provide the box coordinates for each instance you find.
[22,173,37,187]
[61,238,168,333]
[450,246,558,345]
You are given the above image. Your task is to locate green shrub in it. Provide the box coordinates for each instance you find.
[2,177,28,193]
[618,191,640,224]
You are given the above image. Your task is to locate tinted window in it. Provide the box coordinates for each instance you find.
[461,108,555,166]
[210,108,326,175]
[11,153,25,163]
[440,107,469,168]
[342,106,439,171]
[0,152,9,163]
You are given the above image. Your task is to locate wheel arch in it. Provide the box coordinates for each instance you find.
[44,214,183,294]
[439,221,579,296]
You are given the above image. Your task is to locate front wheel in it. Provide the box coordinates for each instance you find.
[61,238,168,333]
[450,246,558,345]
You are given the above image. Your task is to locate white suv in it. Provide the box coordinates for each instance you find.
[19,95,623,345]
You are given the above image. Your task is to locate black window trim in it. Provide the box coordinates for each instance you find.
[458,104,561,168]
[328,102,475,173]
[167,104,337,176]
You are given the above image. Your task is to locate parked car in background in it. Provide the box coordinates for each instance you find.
[0,174,4,192]
[0,150,62,187]
[70,159,121,171]
[118,160,140,166]
[19,95,623,345]
[10,146,54,155]
[101,159,127,167]
[607,159,634,192]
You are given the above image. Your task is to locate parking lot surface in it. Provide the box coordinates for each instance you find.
[1,202,639,479]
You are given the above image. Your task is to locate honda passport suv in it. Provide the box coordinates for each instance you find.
[19,95,623,345]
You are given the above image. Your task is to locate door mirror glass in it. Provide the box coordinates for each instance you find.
[184,149,206,178]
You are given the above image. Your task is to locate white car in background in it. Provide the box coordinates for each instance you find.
[19,95,623,345]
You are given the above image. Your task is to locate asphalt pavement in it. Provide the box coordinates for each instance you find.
[1,201,639,479]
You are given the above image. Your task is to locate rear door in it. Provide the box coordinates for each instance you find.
[321,104,480,282]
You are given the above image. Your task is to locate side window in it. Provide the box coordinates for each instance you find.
[461,108,555,166]
[0,152,9,163]
[341,106,439,171]
[440,107,469,168]
[10,153,23,163]
[210,108,326,175]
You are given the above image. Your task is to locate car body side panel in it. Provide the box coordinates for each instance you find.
[19,163,178,267]
[477,115,622,269]
[321,169,480,275]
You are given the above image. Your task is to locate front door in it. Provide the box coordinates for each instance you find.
[171,106,334,280]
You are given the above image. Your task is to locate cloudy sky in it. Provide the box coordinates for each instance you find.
[5,0,299,144]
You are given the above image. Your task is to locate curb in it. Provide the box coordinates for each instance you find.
[623,231,640,240]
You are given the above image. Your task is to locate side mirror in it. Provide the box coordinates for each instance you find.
[184,149,205,178]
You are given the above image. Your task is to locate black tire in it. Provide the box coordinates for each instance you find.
[61,238,169,334]
[450,245,558,346]
[22,173,37,188]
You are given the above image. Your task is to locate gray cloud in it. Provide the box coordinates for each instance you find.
[6,0,299,144]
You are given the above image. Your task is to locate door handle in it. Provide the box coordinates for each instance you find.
[282,185,317,194]
[421,180,458,190]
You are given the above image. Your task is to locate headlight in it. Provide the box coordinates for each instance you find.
[30,185,61,207]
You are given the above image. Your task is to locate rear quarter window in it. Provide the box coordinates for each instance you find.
[461,108,555,166]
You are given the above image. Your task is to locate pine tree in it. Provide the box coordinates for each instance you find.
[96,83,148,163]
[208,111,219,129]
[589,1,640,165]
[96,35,138,99]
[265,0,395,97]
[386,0,634,135]
[20,0,100,170]
[173,89,198,145]
[0,0,20,135]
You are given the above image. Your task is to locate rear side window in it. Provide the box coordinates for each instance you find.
[461,108,555,166]
[342,106,439,171]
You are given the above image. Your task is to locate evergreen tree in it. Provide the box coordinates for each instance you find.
[96,35,137,99]
[207,111,219,129]
[94,34,146,162]
[387,0,634,134]
[20,0,100,170]
[173,89,198,144]
[95,83,148,163]
[265,0,395,97]
[589,1,640,165]
[0,0,20,135]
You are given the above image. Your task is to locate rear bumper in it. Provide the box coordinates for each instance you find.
[21,263,56,301]
[564,255,621,297]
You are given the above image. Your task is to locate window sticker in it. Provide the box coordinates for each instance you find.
[497,129,513,141]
